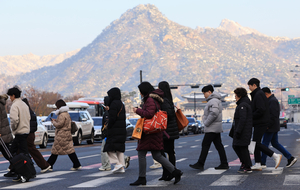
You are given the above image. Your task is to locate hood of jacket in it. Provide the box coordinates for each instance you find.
[107,87,121,105]
[236,96,251,106]
[55,106,69,115]
[148,89,164,103]
[206,92,221,102]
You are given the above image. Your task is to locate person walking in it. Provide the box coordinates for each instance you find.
[0,94,13,162]
[247,78,282,171]
[22,98,51,173]
[130,82,182,186]
[47,99,81,171]
[99,96,130,171]
[231,87,253,173]
[261,87,297,168]
[6,86,31,181]
[103,87,127,173]
[158,81,180,181]
[189,85,229,170]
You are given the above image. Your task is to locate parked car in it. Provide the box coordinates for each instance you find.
[92,117,103,141]
[7,115,48,148]
[43,102,94,145]
[129,118,139,128]
[196,120,204,134]
[279,117,287,129]
[186,117,199,134]
[126,119,134,139]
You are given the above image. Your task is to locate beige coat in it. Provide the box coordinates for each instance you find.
[9,98,30,135]
[51,106,75,155]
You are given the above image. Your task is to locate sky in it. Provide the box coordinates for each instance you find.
[0,0,299,56]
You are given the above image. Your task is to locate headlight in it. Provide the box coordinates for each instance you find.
[95,129,102,135]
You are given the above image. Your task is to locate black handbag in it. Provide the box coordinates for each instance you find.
[71,121,78,134]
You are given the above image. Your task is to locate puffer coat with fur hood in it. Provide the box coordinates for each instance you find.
[136,89,165,151]
[0,95,13,143]
[51,106,75,155]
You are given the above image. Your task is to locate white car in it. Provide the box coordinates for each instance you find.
[92,117,103,141]
[7,115,48,148]
[43,102,95,145]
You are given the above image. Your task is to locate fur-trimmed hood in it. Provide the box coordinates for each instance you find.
[55,106,69,115]
[148,89,164,103]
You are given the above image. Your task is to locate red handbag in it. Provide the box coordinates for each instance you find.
[143,100,167,134]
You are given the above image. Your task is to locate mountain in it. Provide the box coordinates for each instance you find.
[3,4,300,98]
[0,49,80,76]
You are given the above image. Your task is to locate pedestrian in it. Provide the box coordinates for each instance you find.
[47,99,81,171]
[0,94,13,162]
[6,86,31,181]
[130,81,182,186]
[261,87,297,168]
[189,84,229,170]
[247,78,282,171]
[99,96,130,171]
[231,87,253,173]
[103,88,127,173]
[158,81,180,181]
[22,98,51,173]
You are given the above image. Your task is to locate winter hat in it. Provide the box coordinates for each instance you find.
[0,94,8,100]
[138,82,154,97]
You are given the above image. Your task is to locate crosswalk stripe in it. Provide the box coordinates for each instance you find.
[283,175,300,185]
[262,167,283,175]
[36,171,74,178]
[176,158,187,162]
[83,171,113,177]
[198,168,228,175]
[210,175,248,186]
[69,177,124,188]
[1,178,63,189]
[143,177,172,187]
[78,154,100,159]
[147,169,163,176]
[190,145,198,148]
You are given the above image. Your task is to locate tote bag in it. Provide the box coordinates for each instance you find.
[143,100,167,134]
[175,106,189,131]
[131,118,144,140]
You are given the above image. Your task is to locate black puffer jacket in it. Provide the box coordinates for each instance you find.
[161,98,179,140]
[29,109,38,133]
[250,87,270,126]
[266,94,280,133]
[103,88,127,153]
[232,96,253,146]
[101,96,110,139]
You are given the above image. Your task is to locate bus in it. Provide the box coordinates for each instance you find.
[73,98,105,117]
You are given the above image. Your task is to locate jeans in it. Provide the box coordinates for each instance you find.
[253,126,274,163]
[261,132,292,165]
[197,133,228,165]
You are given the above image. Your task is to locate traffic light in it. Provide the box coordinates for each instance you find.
[281,88,289,91]
[170,86,178,89]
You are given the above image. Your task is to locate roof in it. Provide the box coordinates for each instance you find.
[47,102,89,109]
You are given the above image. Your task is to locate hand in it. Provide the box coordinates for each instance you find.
[105,106,109,111]
[133,107,137,113]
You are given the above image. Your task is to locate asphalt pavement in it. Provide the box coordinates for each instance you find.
[0,123,299,189]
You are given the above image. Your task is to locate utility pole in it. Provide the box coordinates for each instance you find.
[140,70,142,84]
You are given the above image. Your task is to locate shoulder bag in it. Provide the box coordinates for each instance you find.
[175,106,189,131]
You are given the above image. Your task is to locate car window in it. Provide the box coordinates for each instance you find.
[83,113,90,120]
[93,118,102,125]
[44,113,58,121]
[187,118,195,123]
[129,119,138,125]
[44,112,81,122]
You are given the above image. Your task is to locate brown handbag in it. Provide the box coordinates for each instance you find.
[175,106,189,131]
[131,118,144,140]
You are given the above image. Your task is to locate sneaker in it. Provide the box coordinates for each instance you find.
[286,157,297,168]
[149,163,162,169]
[113,167,125,174]
[215,164,229,170]
[261,165,267,169]
[12,175,21,182]
[49,166,53,172]
[273,153,282,169]
[189,163,204,170]
[99,167,111,171]
[125,156,130,169]
[4,171,17,177]
[70,166,82,171]
[112,164,123,172]
[237,168,246,173]
[244,167,252,173]
[251,163,263,171]
[41,165,51,173]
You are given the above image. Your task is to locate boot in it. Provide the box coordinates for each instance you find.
[130,177,146,186]
[165,174,174,181]
[172,169,183,184]
[159,167,170,181]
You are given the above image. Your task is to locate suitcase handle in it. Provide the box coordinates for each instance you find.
[0,137,13,159]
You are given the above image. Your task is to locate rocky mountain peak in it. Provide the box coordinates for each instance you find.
[217,19,263,36]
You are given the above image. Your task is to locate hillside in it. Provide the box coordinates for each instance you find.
[2,4,300,98]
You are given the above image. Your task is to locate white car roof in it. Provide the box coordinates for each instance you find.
[47,102,89,109]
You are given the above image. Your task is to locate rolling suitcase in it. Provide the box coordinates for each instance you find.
[0,137,36,182]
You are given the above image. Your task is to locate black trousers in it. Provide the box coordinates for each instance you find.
[233,145,252,168]
[161,139,176,176]
[0,143,11,160]
[47,152,81,168]
[198,133,228,165]
[11,134,29,156]
[253,126,274,163]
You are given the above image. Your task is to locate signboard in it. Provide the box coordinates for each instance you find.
[288,97,300,104]
[288,95,295,98]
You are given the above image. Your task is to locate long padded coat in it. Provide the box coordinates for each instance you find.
[136,89,165,151]
[0,96,13,144]
[103,88,127,153]
[160,98,179,140]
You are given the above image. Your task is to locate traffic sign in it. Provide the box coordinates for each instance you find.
[288,97,300,104]
[288,95,295,98]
